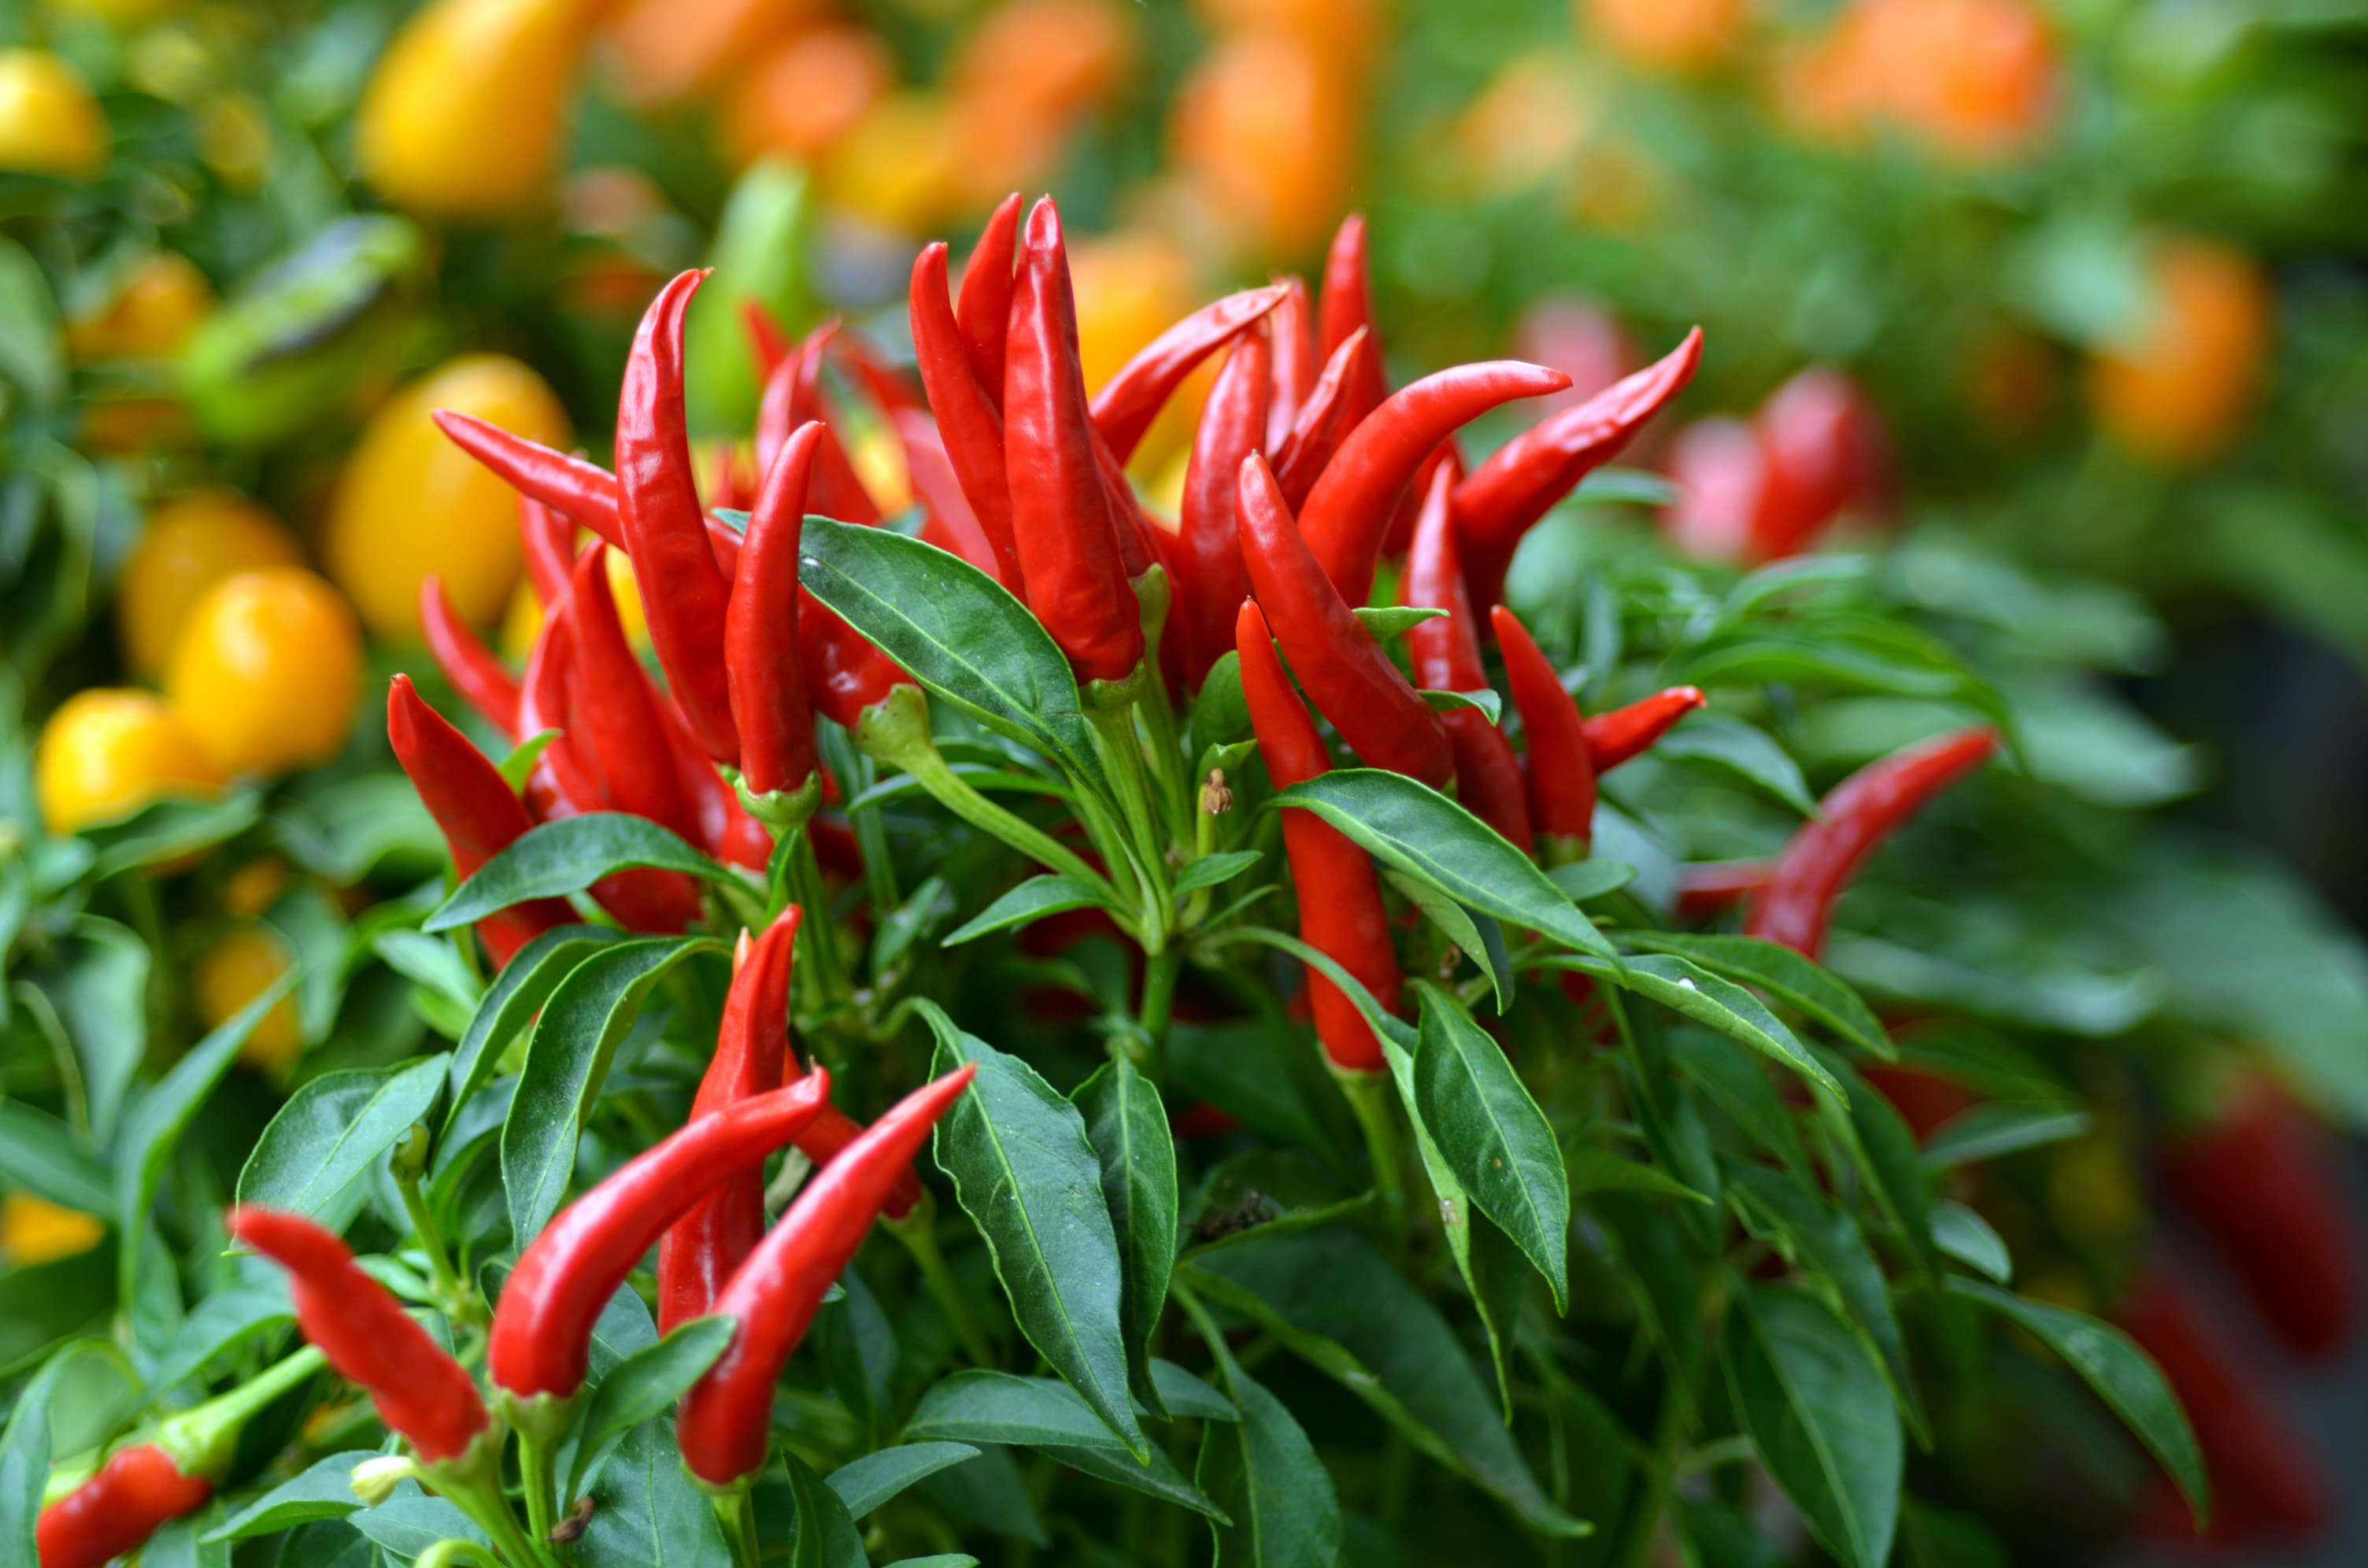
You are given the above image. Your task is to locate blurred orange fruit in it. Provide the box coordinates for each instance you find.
[165,568,361,778]
[1452,50,1596,198]
[723,26,894,166]
[69,252,213,362]
[1786,0,2059,163]
[195,923,303,1071]
[1193,0,1386,80]
[950,0,1139,124]
[35,689,220,836]
[1582,0,1746,74]
[357,0,593,216]
[601,0,824,107]
[2086,239,2271,464]
[1171,32,1357,261]
[117,491,305,677]
[823,91,960,233]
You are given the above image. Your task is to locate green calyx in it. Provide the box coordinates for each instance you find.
[490,1385,579,1448]
[732,767,823,839]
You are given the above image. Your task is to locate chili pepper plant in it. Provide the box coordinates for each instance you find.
[4,202,2229,1568]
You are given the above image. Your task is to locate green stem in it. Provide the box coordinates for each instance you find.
[864,713,1116,897]
[1334,1067,1408,1242]
[395,1161,476,1327]
[1608,1385,1684,1568]
[715,1486,761,1568]
[784,827,853,1007]
[516,1426,558,1552]
[1086,705,1171,935]
[1134,673,1193,845]
[443,1473,553,1568]
[1137,946,1182,1072]
[417,1542,507,1568]
[888,1198,995,1368]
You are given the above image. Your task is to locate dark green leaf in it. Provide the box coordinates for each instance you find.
[443,926,621,1136]
[203,1453,379,1541]
[1077,1055,1178,1417]
[1038,1440,1228,1523]
[424,815,731,933]
[1196,1354,1339,1566]
[0,1099,110,1215]
[1622,934,1890,1060]
[238,1056,447,1217]
[1382,871,1512,1012]
[1545,860,1636,901]
[566,1317,734,1500]
[0,1348,80,1566]
[1724,1285,1901,1568]
[1565,1147,1712,1205]
[1930,1202,2012,1283]
[1172,851,1264,896]
[1570,952,1840,1099]
[827,1443,982,1518]
[1411,985,1568,1310]
[944,876,1110,946]
[1667,1029,1811,1183]
[1647,712,1819,817]
[1919,1104,2092,1171]
[579,1420,732,1568]
[1150,1361,1238,1422]
[779,1451,868,1568]
[1419,687,1504,724]
[904,1371,1132,1450]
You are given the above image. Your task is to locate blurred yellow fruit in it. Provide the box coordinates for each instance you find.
[69,252,213,362]
[823,91,958,233]
[195,923,303,1071]
[357,0,591,217]
[223,855,293,917]
[1068,230,1209,472]
[951,0,1139,124]
[1582,0,1746,74]
[35,689,220,836]
[0,1193,105,1266]
[165,568,361,778]
[1787,0,2059,162]
[942,88,1069,215]
[326,354,572,636]
[1453,50,1596,197]
[1171,32,1356,260]
[196,91,271,190]
[845,421,912,516]
[601,0,825,107]
[722,26,894,166]
[2086,239,2270,465]
[117,492,305,677]
[0,49,109,178]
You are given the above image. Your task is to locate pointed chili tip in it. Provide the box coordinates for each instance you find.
[1023,194,1064,250]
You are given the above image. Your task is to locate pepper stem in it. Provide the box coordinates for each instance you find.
[781,826,853,1008]
[154,1344,328,1478]
[515,1425,559,1552]
[1084,699,1172,942]
[393,1126,478,1326]
[1136,946,1182,1070]
[1334,1065,1409,1242]
[886,1194,996,1368]
[716,1485,762,1568]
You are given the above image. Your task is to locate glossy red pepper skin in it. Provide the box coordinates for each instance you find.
[519,496,576,607]
[516,600,601,820]
[955,191,1022,406]
[727,422,822,798]
[911,241,1025,596]
[1299,361,1571,609]
[1003,199,1144,687]
[418,575,521,741]
[770,324,882,527]
[1172,322,1272,692]
[1237,454,1453,790]
[36,1443,213,1568]
[2159,1080,2362,1360]
[1404,470,1531,849]
[435,411,629,549]
[1491,606,1597,860]
[565,544,700,842]
[1583,686,1708,771]
[488,1074,834,1401]
[678,1066,976,1487]
[1659,416,1770,563]
[1090,285,1286,466]
[894,409,1010,587]
[1238,601,1397,1073]
[1316,213,1390,427]
[1453,328,1704,609]
[616,269,740,766]
[227,1207,490,1463]
[654,692,775,873]
[1746,727,1997,958]
[1265,274,1317,451]
[1271,327,1372,512]
[801,588,915,731]
[387,676,573,967]
[1089,420,1163,581]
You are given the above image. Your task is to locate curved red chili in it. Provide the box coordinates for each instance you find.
[36,1444,213,1568]
[1271,327,1372,511]
[388,676,573,967]
[516,599,601,820]
[616,269,739,766]
[519,496,576,607]
[834,328,923,416]
[894,408,1010,586]
[488,1073,834,1402]
[1299,361,1571,608]
[1172,320,1272,692]
[1265,274,1316,451]
[1090,421,1163,582]
[565,544,699,842]
[433,410,627,549]
[911,240,1024,595]
[418,576,521,741]
[1315,213,1389,427]
[1004,198,1143,687]
[1745,727,1998,958]
[727,421,822,800]
[227,1206,490,1463]
[763,322,880,526]
[1583,686,1708,772]
[1238,600,1396,1073]
[1404,470,1531,849]
[742,298,794,382]
[1491,605,1597,861]
[955,191,1023,406]
[1090,285,1286,466]
[1752,365,1889,563]
[1237,454,1452,790]
[677,1066,976,1487]
[1453,327,1703,608]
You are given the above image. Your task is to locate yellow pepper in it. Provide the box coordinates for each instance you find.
[68,251,213,363]
[357,0,593,217]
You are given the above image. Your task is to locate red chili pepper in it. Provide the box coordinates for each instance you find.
[1298,361,1571,609]
[2159,1078,2362,1361]
[1237,600,1397,1073]
[727,421,822,801]
[1271,327,1373,511]
[1003,198,1143,687]
[516,598,602,819]
[519,496,576,608]
[911,240,1025,595]
[801,588,916,732]
[1676,860,1772,920]
[488,1073,835,1402]
[760,323,881,526]
[433,411,628,550]
[894,408,1011,587]
[1090,419,1164,582]
[1404,468,1531,849]
[1453,328,1704,609]
[1752,365,1889,562]
[1265,274,1317,451]
[387,676,573,967]
[955,191,1023,407]
[742,298,794,382]
[418,575,521,741]
[226,1206,490,1463]
[1491,606,1597,861]
[1316,213,1390,428]
[677,1065,976,1488]
[1659,416,1770,563]
[36,1444,213,1568]
[1171,320,1272,692]
[653,692,774,873]
[1237,453,1453,790]
[1745,727,1998,958]
[564,543,700,842]
[1090,285,1286,467]
[2118,1263,2330,1544]
[1582,686,1708,771]
[834,329,923,416]
[616,269,739,766]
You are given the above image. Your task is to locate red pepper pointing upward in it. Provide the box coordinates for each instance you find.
[1316,213,1390,427]
[1172,321,1272,692]
[725,421,822,801]
[1404,469,1531,849]
[418,575,520,740]
[1492,605,1598,862]
[912,240,1025,595]
[956,191,1023,405]
[1271,327,1375,510]
[1266,273,1317,449]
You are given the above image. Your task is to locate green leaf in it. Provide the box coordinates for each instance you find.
[84,793,264,880]
[1930,1202,2012,1283]
[203,1453,379,1542]
[1645,712,1819,817]
[1410,985,1569,1311]
[916,1004,1148,1459]
[145,1279,293,1396]
[1077,1055,1178,1418]
[1351,605,1447,639]
[905,1371,1132,1450]
[1545,860,1635,901]
[1574,466,1679,506]
[1816,1055,1941,1281]
[566,1316,734,1500]
[1944,1278,2207,1522]
[779,1450,869,1568]
[1382,870,1513,1013]
[1419,687,1504,724]
[1192,1328,1339,1566]
[944,876,1110,946]
[443,926,621,1135]
[1273,771,1617,961]
[827,1443,982,1518]
[0,1099,110,1215]
[1567,952,1840,1100]
[1037,1440,1228,1523]
[238,1056,447,1218]
[502,937,721,1244]
[1667,1030,1811,1183]
[1621,933,1891,1060]
[1565,1146,1712,1206]
[0,238,64,411]
[579,1419,732,1568]
[499,729,561,792]
[1724,1285,1902,1568]
[39,919,150,1145]
[799,516,1111,797]
[1151,1361,1238,1422]
[424,815,731,933]
[0,1347,79,1566]
[1919,1104,2092,1171]
[1172,851,1263,897]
